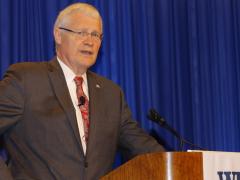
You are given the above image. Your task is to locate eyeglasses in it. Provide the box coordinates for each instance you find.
[59,27,103,41]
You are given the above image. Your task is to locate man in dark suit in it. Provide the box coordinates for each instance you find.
[0,3,164,180]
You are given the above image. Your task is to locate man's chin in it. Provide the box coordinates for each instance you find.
[77,61,96,70]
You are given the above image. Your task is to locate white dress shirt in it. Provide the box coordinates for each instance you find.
[57,58,89,155]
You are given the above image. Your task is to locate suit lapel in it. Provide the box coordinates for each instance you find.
[86,71,104,157]
[47,58,84,154]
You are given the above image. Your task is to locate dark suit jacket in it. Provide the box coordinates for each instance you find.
[0,58,164,180]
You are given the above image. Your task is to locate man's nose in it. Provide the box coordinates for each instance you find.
[83,35,94,46]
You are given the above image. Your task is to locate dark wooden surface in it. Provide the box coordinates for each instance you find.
[101,152,203,180]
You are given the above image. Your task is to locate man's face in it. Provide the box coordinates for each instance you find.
[54,12,102,74]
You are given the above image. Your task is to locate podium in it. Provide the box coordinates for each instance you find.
[101,152,240,180]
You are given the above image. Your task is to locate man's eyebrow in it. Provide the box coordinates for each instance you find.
[73,28,100,33]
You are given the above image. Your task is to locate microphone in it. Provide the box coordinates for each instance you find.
[78,96,85,106]
[147,108,206,151]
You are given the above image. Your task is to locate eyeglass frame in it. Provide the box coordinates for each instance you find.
[58,27,103,41]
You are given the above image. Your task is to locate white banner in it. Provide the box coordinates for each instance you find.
[199,151,240,180]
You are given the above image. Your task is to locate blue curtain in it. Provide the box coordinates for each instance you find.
[1,0,240,166]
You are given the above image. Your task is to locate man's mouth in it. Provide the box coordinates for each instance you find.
[80,50,93,55]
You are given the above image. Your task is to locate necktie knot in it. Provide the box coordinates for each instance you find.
[74,76,83,86]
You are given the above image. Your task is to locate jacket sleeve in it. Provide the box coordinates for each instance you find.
[0,64,24,179]
[0,157,13,180]
[118,89,165,159]
[0,64,24,135]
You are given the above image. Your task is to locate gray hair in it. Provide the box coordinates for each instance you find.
[54,3,103,31]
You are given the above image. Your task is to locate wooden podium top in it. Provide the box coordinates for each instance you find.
[101,152,203,180]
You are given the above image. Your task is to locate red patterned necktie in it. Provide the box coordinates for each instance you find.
[74,76,90,143]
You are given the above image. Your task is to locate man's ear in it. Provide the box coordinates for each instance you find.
[54,28,61,45]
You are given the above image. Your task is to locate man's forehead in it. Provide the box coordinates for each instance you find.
[62,11,102,28]
[63,12,102,31]
[66,8,100,20]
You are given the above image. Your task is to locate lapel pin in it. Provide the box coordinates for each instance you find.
[96,84,101,88]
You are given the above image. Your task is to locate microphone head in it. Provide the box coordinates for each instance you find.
[78,96,86,106]
[147,108,166,126]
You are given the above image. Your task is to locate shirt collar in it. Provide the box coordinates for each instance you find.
[57,57,88,86]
